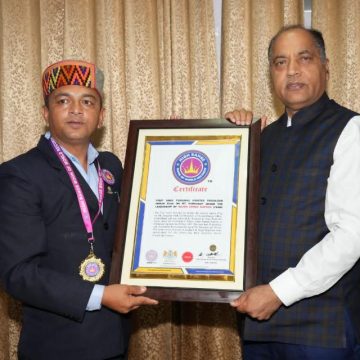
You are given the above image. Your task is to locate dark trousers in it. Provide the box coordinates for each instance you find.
[243,312,360,360]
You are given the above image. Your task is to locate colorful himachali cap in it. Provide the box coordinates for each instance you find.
[42,60,104,99]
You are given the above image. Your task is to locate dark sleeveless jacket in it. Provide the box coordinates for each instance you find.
[244,93,360,348]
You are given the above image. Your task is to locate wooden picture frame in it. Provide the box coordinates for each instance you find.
[110,119,260,303]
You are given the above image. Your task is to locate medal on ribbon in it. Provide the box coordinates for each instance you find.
[50,137,106,283]
[79,248,105,282]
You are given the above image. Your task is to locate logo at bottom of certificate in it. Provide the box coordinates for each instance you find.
[209,244,217,252]
[182,251,193,263]
[162,250,178,264]
[145,249,158,262]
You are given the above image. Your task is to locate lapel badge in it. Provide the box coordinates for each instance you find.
[101,169,115,185]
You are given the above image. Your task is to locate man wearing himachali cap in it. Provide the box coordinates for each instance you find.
[0,60,158,359]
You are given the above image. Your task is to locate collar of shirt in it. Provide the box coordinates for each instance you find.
[44,131,100,199]
[281,92,330,129]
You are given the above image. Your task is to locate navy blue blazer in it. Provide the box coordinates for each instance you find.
[0,136,130,359]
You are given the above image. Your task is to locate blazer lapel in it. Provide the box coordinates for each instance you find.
[37,136,99,212]
[102,184,117,221]
[37,136,74,192]
[97,157,119,222]
[71,165,99,212]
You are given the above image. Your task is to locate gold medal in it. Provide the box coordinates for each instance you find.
[79,250,105,282]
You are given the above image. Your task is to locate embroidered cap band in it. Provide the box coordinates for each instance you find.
[42,60,104,99]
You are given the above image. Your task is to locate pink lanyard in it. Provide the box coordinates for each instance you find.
[49,138,104,243]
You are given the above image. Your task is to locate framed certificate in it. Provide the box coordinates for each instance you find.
[110,119,260,303]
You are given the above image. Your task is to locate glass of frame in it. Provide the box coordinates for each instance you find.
[110,119,260,303]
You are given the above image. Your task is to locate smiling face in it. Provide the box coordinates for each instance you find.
[269,28,329,117]
[42,85,104,151]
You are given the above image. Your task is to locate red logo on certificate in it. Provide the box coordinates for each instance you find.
[182,252,193,263]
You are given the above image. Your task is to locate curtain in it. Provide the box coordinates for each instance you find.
[0,0,220,164]
[0,1,238,359]
[221,0,303,121]
[312,0,360,113]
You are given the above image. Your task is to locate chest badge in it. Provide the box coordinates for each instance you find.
[101,169,115,185]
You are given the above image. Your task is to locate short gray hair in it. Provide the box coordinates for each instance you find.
[268,25,327,64]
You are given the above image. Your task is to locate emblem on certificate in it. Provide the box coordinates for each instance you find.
[79,250,105,282]
[172,150,211,184]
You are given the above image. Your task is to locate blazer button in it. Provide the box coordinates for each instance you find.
[261,197,267,205]
[271,164,277,172]
[103,222,109,230]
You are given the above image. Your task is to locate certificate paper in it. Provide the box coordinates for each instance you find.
[110,120,260,302]
[134,138,241,276]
